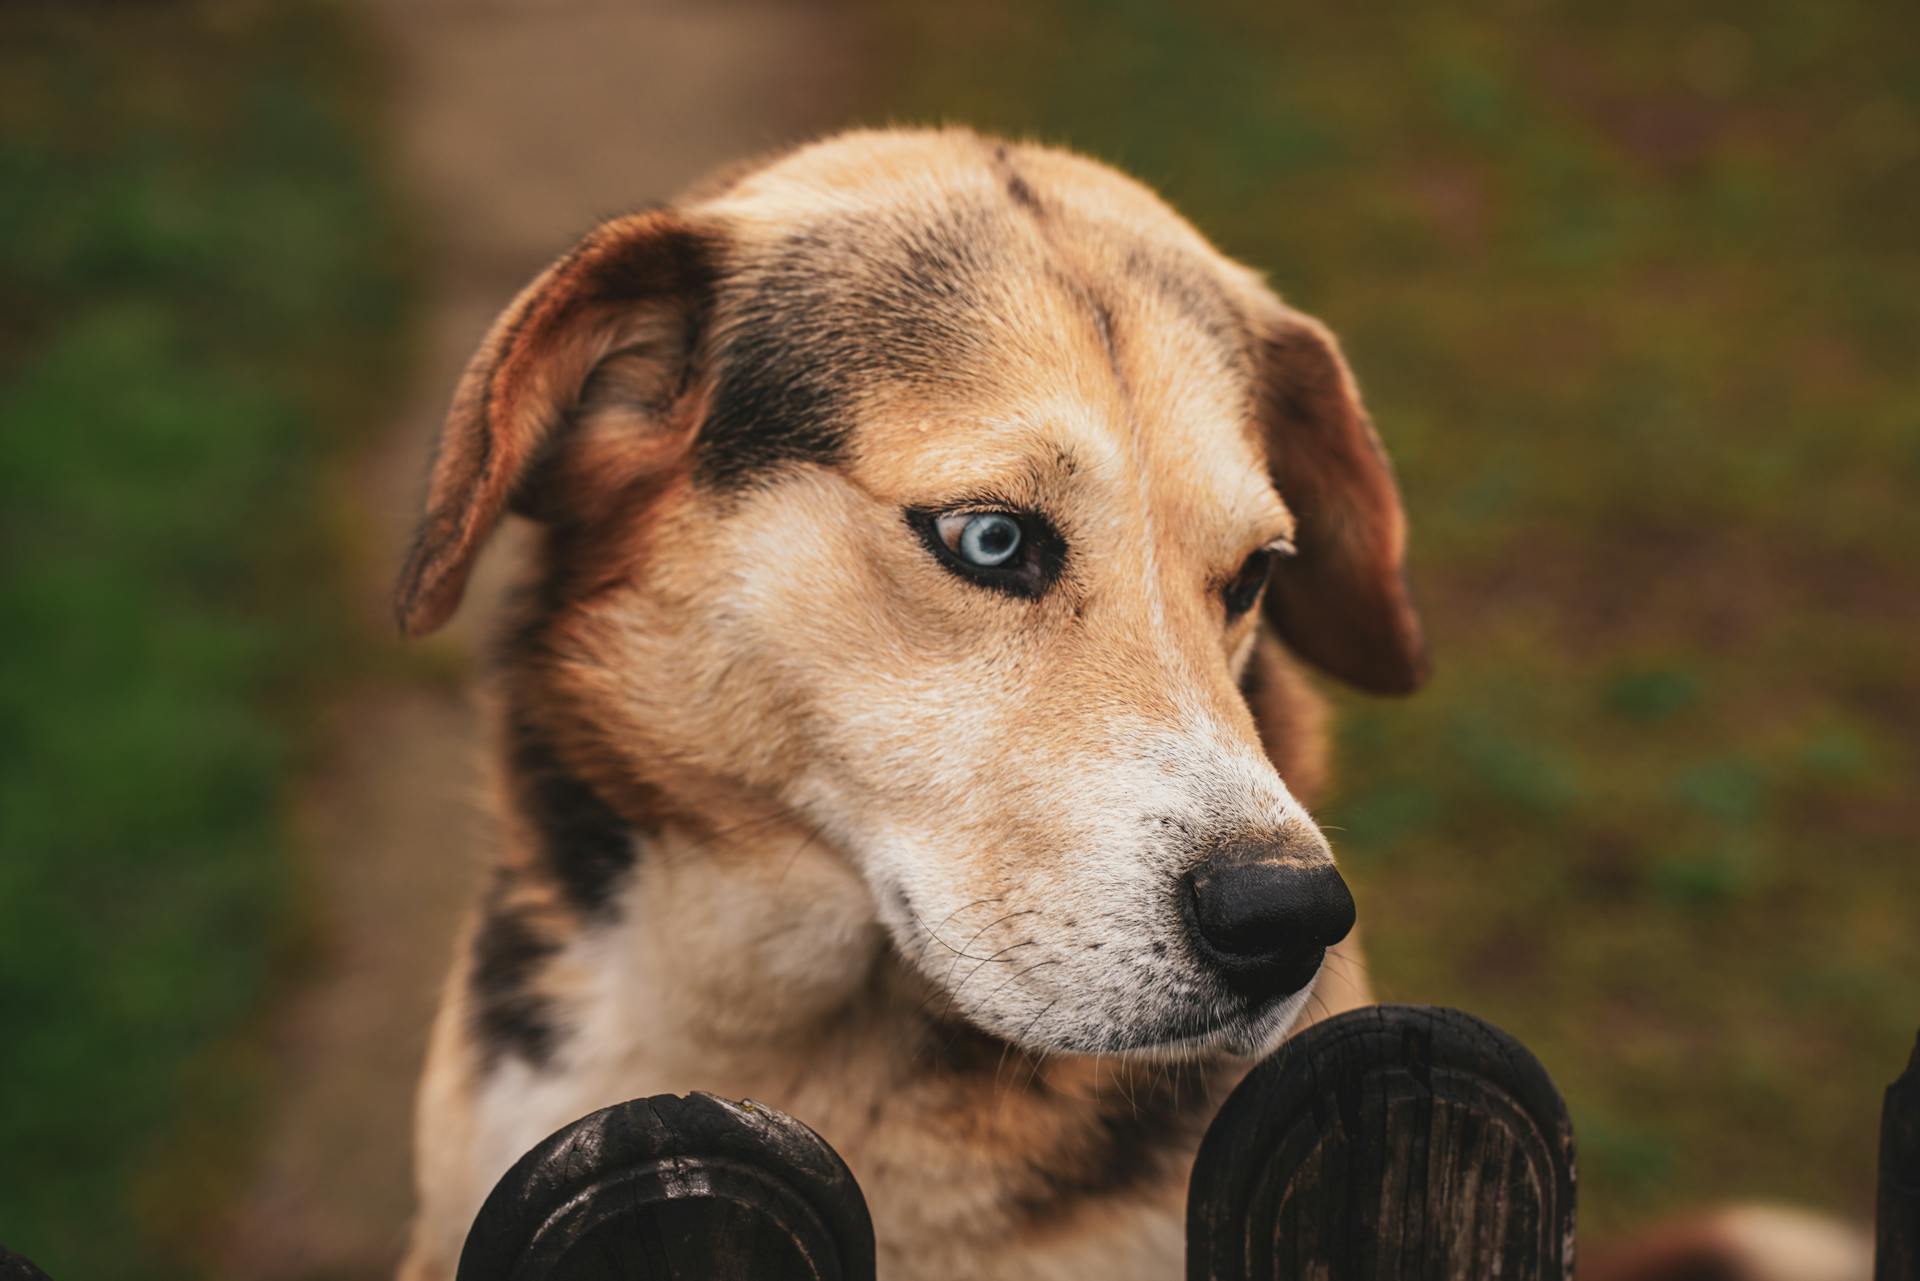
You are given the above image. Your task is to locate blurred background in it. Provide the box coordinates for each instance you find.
[2,1,1914,1277]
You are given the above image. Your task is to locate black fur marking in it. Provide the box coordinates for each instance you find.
[692,198,1245,489]
[506,715,637,920]
[1122,245,1251,367]
[696,207,1005,490]
[1014,1061,1222,1212]
[469,883,561,1070]
[989,139,1044,215]
[1087,289,1119,367]
[923,1014,1226,1218]
[696,244,848,489]
[1043,263,1126,386]
[1005,169,1042,212]
[465,710,642,1069]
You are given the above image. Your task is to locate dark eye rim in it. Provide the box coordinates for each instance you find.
[905,507,1067,599]
[1222,547,1277,618]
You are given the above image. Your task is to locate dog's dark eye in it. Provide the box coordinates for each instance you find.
[908,507,1065,598]
[1223,549,1276,617]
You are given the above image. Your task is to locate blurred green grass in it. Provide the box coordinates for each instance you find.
[0,4,408,1276]
[862,0,1919,1237]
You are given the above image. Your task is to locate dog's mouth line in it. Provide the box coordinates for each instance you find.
[1113,969,1324,1055]
[957,984,1314,1061]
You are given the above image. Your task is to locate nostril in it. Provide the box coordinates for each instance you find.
[1184,859,1356,1001]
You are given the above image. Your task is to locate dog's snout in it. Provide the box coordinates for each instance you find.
[1183,846,1355,1004]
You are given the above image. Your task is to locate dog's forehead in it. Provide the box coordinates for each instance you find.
[695,132,1276,526]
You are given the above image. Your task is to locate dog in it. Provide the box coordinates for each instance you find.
[391,126,1877,1281]
[392,126,1420,1280]
[387,123,1419,1279]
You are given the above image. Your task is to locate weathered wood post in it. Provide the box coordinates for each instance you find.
[0,1247,53,1281]
[1187,1003,1577,1281]
[1879,1029,1920,1281]
[456,1092,874,1281]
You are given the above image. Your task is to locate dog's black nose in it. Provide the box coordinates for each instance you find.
[1184,849,1355,1004]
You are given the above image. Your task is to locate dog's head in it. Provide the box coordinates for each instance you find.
[398,130,1425,1059]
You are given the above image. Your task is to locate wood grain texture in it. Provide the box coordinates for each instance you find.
[455,1092,874,1281]
[1186,1004,1576,1281]
[1879,1029,1920,1281]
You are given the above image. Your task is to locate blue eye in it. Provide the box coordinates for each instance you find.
[911,505,1064,598]
[956,513,1022,567]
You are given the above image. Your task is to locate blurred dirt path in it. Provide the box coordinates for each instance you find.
[220,7,852,1276]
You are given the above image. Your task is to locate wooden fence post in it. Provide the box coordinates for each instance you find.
[0,1247,53,1281]
[1187,1003,1576,1281]
[456,1092,874,1281]
[1879,1029,1920,1281]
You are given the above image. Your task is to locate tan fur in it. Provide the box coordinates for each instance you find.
[395,127,1423,1281]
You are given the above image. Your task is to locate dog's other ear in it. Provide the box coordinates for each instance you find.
[1252,303,1428,695]
[394,210,717,637]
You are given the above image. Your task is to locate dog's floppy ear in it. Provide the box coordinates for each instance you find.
[1252,302,1428,695]
[394,210,718,637]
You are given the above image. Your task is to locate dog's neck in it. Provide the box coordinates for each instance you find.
[614,805,900,1061]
